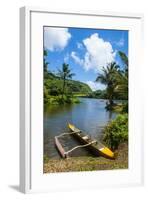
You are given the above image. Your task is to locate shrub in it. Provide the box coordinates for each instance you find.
[73,97,80,104]
[122,102,128,113]
[103,114,128,150]
[65,95,73,104]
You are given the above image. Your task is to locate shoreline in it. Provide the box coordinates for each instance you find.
[44,142,128,173]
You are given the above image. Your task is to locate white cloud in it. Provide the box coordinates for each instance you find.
[77,42,83,49]
[71,51,84,65]
[115,38,124,47]
[71,33,116,72]
[44,27,71,51]
[86,81,106,91]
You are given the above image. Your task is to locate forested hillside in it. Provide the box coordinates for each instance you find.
[44,72,92,105]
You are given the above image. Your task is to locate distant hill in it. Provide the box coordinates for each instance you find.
[44,73,92,96]
[88,89,107,99]
[66,79,92,94]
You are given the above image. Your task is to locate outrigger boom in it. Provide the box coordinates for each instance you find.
[55,131,96,158]
[54,123,114,159]
[54,130,82,158]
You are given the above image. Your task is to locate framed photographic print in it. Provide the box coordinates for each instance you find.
[20,7,144,193]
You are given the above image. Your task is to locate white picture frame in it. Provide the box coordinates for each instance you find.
[20,7,144,193]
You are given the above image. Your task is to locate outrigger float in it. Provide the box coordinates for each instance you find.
[54,123,114,159]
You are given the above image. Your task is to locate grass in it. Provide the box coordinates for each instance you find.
[44,143,128,173]
[44,94,81,105]
[73,93,88,97]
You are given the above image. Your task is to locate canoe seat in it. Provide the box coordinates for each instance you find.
[82,135,89,140]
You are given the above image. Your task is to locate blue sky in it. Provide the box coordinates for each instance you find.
[44,27,128,91]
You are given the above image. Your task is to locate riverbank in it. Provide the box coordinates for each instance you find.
[44,94,81,105]
[44,142,128,173]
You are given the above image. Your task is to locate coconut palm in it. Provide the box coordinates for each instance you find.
[96,62,119,107]
[115,51,128,100]
[118,51,128,69]
[44,49,48,73]
[58,63,75,98]
[115,70,128,100]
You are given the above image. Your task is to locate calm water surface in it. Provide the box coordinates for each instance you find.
[44,98,117,158]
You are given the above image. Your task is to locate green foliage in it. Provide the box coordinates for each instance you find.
[95,51,128,109]
[103,114,128,150]
[44,49,48,57]
[44,76,91,104]
[122,102,128,113]
[114,52,128,100]
[43,51,92,105]
[57,63,75,97]
[118,51,128,68]
[88,90,107,99]
[44,70,92,105]
[67,80,92,94]
[96,62,120,106]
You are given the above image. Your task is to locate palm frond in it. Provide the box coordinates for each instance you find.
[118,51,128,68]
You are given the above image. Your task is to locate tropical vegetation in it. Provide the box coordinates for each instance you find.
[103,114,128,150]
[96,62,120,108]
[94,51,128,150]
[44,50,92,105]
[96,51,128,112]
[44,49,129,150]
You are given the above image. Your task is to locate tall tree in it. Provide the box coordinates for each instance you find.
[44,49,49,75]
[114,70,128,100]
[115,51,128,100]
[118,51,128,69]
[96,62,119,107]
[58,63,75,98]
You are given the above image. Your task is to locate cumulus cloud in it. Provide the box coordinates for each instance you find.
[86,81,106,91]
[71,33,116,72]
[71,51,83,65]
[44,27,71,51]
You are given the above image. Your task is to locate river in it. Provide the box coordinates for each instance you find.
[44,98,117,158]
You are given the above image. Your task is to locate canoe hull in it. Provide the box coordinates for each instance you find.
[68,123,114,159]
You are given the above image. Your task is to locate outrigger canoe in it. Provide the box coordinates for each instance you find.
[68,123,114,159]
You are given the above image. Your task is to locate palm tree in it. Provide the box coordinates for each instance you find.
[44,49,51,80]
[44,49,48,73]
[96,62,119,107]
[118,51,128,69]
[114,70,128,100]
[58,63,75,98]
[115,51,128,100]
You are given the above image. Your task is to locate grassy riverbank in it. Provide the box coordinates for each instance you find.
[44,143,128,173]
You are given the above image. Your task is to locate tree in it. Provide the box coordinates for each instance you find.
[96,62,119,108]
[103,114,128,150]
[115,51,128,100]
[118,51,128,69]
[44,49,48,57]
[44,49,49,78]
[58,63,75,98]
[114,70,128,100]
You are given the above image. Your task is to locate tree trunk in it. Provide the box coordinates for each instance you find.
[109,99,114,106]
[62,78,66,99]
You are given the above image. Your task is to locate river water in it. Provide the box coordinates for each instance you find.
[44,98,117,158]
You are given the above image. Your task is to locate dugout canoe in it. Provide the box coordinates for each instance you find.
[68,123,114,159]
